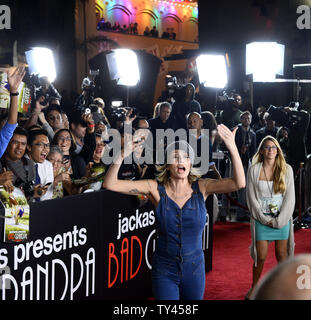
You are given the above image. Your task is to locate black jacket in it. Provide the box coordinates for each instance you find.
[235,124,256,166]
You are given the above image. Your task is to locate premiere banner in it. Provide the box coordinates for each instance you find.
[0,190,212,300]
[0,187,29,243]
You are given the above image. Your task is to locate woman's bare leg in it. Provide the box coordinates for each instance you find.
[246,240,269,299]
[275,239,288,263]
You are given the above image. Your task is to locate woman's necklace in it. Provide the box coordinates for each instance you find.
[168,182,192,199]
[263,166,273,198]
[171,192,191,200]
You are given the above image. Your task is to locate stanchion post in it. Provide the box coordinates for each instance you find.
[298,162,303,223]
[294,162,309,229]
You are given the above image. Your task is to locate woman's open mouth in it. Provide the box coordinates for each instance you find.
[177,165,186,174]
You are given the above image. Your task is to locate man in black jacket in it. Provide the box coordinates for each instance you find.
[235,111,257,168]
[235,111,256,222]
[0,127,35,195]
[148,102,173,134]
[256,112,279,147]
[69,112,96,178]
[171,83,201,130]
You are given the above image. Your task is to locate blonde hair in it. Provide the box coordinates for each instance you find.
[153,103,161,118]
[252,135,287,194]
[156,141,201,185]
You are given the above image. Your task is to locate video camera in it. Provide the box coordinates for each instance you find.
[74,70,99,115]
[216,89,236,110]
[165,75,185,101]
[110,101,139,122]
[28,74,61,107]
[267,103,303,128]
[15,179,35,199]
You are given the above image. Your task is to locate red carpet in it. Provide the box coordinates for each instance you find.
[204,222,311,300]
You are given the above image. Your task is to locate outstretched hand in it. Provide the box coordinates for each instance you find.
[7,66,26,93]
[121,130,145,159]
[124,108,136,124]
[217,124,237,149]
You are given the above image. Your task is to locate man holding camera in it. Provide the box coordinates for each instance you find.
[275,106,310,172]
[220,93,243,130]
[69,112,96,177]
[171,83,201,130]
[0,127,35,196]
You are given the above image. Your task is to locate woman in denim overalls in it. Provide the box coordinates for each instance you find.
[104,124,245,299]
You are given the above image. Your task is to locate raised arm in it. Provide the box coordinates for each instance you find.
[103,152,156,195]
[24,98,46,129]
[7,66,26,124]
[103,132,159,201]
[199,124,246,197]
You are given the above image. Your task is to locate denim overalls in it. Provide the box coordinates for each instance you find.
[152,180,207,300]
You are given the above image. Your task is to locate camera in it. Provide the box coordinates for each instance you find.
[28,74,61,107]
[74,71,99,114]
[111,105,139,122]
[267,104,303,128]
[216,90,236,110]
[165,75,185,101]
[15,179,35,198]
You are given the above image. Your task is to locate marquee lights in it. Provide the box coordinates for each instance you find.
[151,0,198,7]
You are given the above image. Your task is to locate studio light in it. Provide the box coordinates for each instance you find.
[106,49,140,86]
[246,42,285,82]
[196,54,228,89]
[25,47,56,83]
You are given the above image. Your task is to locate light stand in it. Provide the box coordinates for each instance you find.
[294,163,309,229]
[126,86,130,108]
[106,49,140,108]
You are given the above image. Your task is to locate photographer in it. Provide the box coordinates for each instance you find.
[267,105,310,172]
[276,127,290,162]
[93,97,110,128]
[0,127,35,196]
[171,83,201,130]
[256,112,279,147]
[219,92,243,130]
[235,111,256,222]
[24,97,55,141]
[33,76,61,105]
[74,77,95,112]
[69,112,96,177]
[252,106,267,132]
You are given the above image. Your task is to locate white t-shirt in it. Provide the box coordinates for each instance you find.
[36,160,54,201]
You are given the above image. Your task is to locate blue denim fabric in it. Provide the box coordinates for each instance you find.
[152,180,207,300]
[0,122,17,158]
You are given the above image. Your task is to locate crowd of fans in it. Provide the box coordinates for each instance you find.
[97,19,177,40]
[1,65,310,221]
